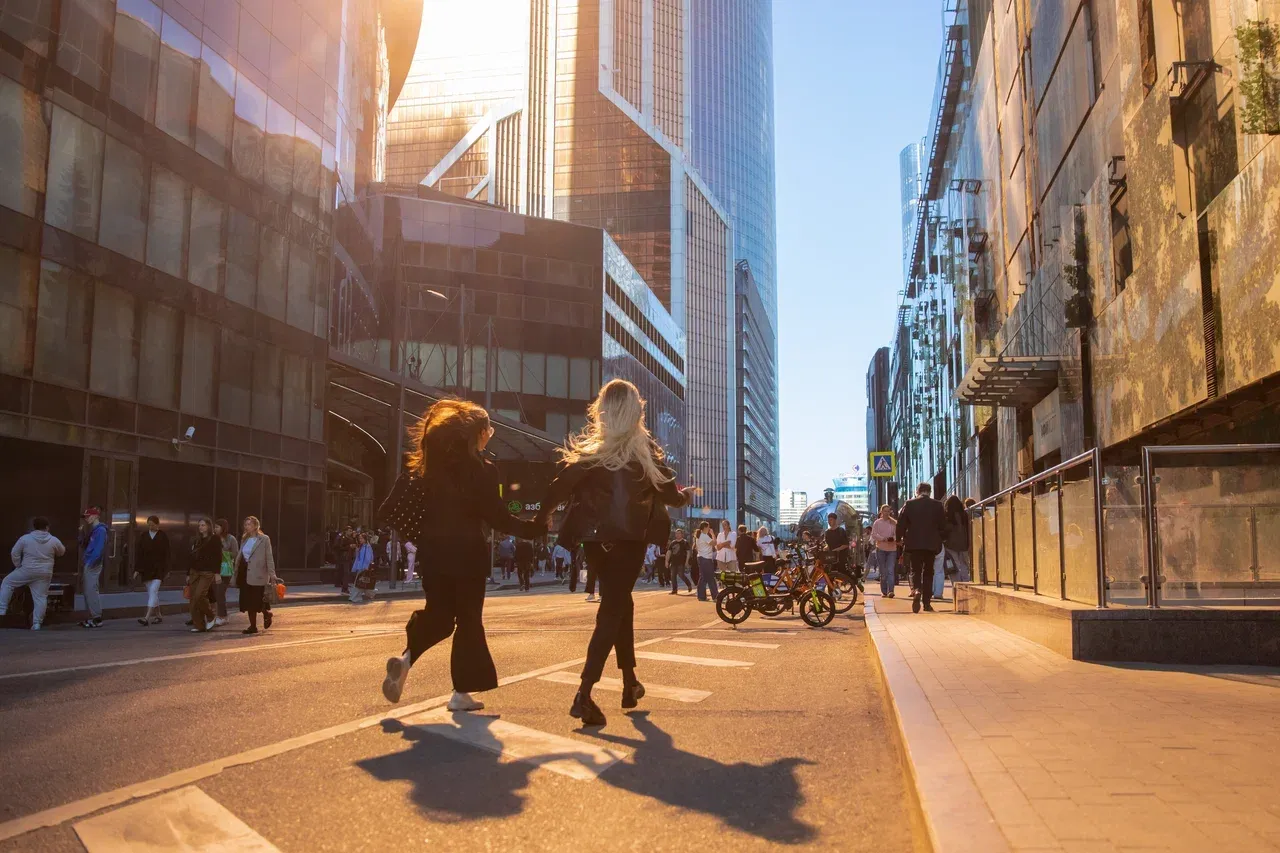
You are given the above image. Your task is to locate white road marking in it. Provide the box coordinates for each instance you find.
[537,670,712,703]
[634,651,754,668]
[74,786,280,852]
[666,637,780,650]
[401,708,627,781]
[0,620,724,843]
[0,631,401,681]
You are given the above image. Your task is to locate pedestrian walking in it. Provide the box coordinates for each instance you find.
[896,483,950,613]
[336,525,356,593]
[667,528,693,594]
[515,538,535,591]
[134,516,170,626]
[694,521,718,601]
[404,540,418,582]
[236,516,279,634]
[870,505,899,598]
[377,399,543,710]
[756,527,778,575]
[553,541,571,583]
[715,519,738,577]
[823,513,852,575]
[1,517,65,630]
[350,533,374,602]
[655,541,671,588]
[214,519,237,626]
[188,518,222,632]
[535,379,697,727]
[79,507,108,628]
[936,495,972,588]
[735,524,759,567]
[497,536,515,581]
[643,543,660,584]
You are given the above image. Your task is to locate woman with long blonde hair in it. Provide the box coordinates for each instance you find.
[536,379,699,726]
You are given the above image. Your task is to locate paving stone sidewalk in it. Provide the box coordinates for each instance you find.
[867,590,1280,853]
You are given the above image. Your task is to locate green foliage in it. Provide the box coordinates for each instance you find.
[1237,19,1280,135]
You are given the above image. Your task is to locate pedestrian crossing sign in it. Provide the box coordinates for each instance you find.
[870,451,896,478]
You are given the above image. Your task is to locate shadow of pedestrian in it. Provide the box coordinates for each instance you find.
[589,711,817,844]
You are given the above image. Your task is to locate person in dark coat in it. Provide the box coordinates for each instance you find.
[187,518,223,632]
[378,399,543,710]
[514,539,535,591]
[895,483,951,613]
[134,516,170,626]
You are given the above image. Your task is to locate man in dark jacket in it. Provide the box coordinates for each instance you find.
[895,483,950,613]
[133,516,170,625]
[514,538,535,591]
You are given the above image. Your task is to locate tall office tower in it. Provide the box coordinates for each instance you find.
[899,142,924,288]
[688,0,779,526]
[386,0,738,520]
[778,490,808,528]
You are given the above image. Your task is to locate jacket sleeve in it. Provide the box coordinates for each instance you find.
[474,463,544,539]
[84,526,107,566]
[653,465,690,508]
[53,536,66,557]
[537,462,586,520]
[896,505,913,547]
[264,536,277,578]
[378,474,420,533]
[10,537,22,568]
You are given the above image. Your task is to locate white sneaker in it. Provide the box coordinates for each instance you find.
[30,623,40,631]
[206,620,216,631]
[382,653,411,704]
[447,691,484,712]
[585,594,597,603]
[214,617,228,626]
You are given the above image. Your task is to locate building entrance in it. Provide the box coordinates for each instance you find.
[82,453,138,593]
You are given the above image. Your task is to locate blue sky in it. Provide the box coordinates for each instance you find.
[774,0,943,498]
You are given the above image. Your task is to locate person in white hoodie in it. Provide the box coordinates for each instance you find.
[1,517,66,630]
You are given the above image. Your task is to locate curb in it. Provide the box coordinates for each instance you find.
[863,597,1010,853]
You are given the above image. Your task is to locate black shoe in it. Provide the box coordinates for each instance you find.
[621,681,645,709]
[242,626,259,635]
[263,611,273,629]
[886,592,895,599]
[912,593,921,613]
[185,619,193,626]
[81,618,102,628]
[923,604,935,612]
[570,691,606,726]
[138,617,149,626]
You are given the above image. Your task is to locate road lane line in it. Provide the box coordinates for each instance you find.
[400,708,628,781]
[74,786,280,852]
[0,624,719,842]
[634,651,753,667]
[666,637,780,650]
[0,631,401,681]
[537,671,712,703]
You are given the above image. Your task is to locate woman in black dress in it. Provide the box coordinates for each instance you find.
[536,379,698,727]
[378,399,543,710]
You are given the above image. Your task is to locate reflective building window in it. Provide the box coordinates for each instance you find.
[45,106,104,242]
[34,261,92,389]
[99,135,148,262]
[110,0,160,122]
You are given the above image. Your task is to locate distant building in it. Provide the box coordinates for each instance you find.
[865,346,891,510]
[832,474,870,518]
[778,490,808,527]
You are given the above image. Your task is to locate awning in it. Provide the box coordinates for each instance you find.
[956,356,1060,407]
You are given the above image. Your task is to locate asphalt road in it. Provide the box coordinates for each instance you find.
[0,582,929,852]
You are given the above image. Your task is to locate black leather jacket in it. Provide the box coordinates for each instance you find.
[540,458,688,546]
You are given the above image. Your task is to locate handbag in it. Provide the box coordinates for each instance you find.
[182,584,191,600]
[355,568,377,591]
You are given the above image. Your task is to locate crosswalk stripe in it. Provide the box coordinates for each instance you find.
[74,786,279,852]
[667,637,779,650]
[634,651,753,667]
[537,671,712,703]
[401,708,627,781]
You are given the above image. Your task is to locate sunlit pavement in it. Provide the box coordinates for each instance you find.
[0,585,928,852]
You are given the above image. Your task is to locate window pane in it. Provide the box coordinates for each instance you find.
[232,76,266,183]
[180,314,216,417]
[0,75,47,217]
[89,281,137,398]
[310,361,324,440]
[252,342,282,432]
[109,0,160,121]
[137,301,179,409]
[195,45,235,165]
[57,0,113,90]
[286,242,313,331]
[546,354,568,398]
[264,99,295,201]
[312,256,329,338]
[0,0,55,56]
[225,208,258,306]
[497,348,520,392]
[281,351,309,438]
[146,166,188,277]
[257,227,287,321]
[98,136,147,262]
[0,247,37,375]
[569,357,591,400]
[545,411,568,442]
[469,345,487,392]
[521,352,545,395]
[292,122,321,222]
[218,328,252,424]
[45,106,103,241]
[33,261,91,388]
[188,188,224,291]
[155,14,200,145]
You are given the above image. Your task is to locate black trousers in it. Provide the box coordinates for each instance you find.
[516,560,533,590]
[405,572,497,693]
[337,554,351,592]
[906,549,937,609]
[580,541,645,686]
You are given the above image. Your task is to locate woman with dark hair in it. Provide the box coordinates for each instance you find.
[213,519,237,626]
[188,518,222,633]
[535,379,698,727]
[940,495,972,584]
[378,399,543,711]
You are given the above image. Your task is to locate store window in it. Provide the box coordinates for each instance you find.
[0,247,35,375]
[57,0,113,91]
[98,136,147,262]
[155,15,201,145]
[218,328,252,425]
[257,227,288,321]
[89,281,138,399]
[45,106,104,242]
[188,188,225,292]
[137,301,180,409]
[109,0,160,121]
[180,314,216,418]
[195,45,236,166]
[251,342,283,432]
[146,166,188,277]
[232,76,267,184]
[0,75,46,217]
[286,242,313,332]
[225,208,258,307]
[34,261,91,389]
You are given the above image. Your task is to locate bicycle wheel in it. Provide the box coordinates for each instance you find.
[799,589,836,628]
[825,571,859,614]
[715,587,752,625]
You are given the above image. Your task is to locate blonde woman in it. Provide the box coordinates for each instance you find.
[236,516,279,635]
[536,379,699,727]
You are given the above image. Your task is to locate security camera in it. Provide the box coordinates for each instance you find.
[172,426,196,450]
[184,426,196,439]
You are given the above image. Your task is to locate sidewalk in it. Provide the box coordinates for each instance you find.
[866,589,1280,853]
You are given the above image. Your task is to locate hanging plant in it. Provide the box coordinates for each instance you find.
[1237,19,1280,135]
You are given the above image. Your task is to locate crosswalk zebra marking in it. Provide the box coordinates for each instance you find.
[73,786,280,852]
[666,637,780,650]
[634,651,754,668]
[537,671,713,703]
